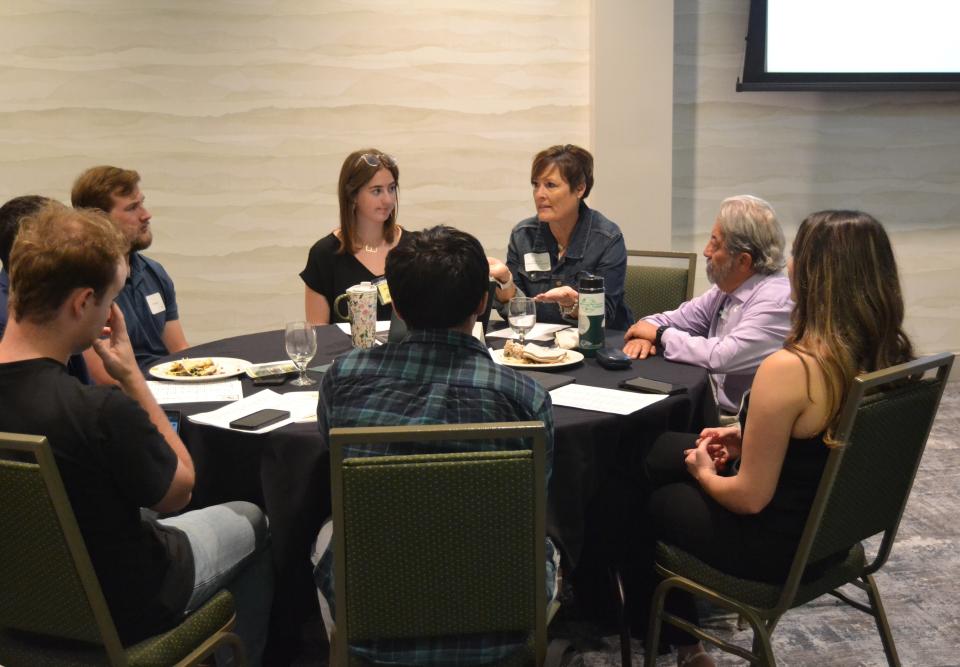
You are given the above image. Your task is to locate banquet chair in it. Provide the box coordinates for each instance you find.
[329,421,561,667]
[0,431,245,667]
[642,352,954,667]
[624,250,697,319]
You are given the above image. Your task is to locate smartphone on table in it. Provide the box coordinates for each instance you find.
[229,408,291,431]
[619,376,685,395]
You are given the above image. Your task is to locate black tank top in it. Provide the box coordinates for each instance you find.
[739,391,830,542]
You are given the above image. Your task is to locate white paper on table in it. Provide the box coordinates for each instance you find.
[286,391,320,422]
[335,321,391,335]
[549,384,667,415]
[486,323,570,342]
[147,380,243,405]
[188,389,307,433]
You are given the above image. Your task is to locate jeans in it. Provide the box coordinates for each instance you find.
[159,501,273,667]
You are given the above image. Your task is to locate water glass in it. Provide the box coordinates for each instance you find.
[508,297,536,345]
[284,321,318,386]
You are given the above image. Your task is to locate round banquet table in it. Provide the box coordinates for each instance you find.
[158,325,712,662]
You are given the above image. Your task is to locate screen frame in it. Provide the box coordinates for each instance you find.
[737,0,960,92]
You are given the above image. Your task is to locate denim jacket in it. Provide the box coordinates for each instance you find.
[501,202,632,330]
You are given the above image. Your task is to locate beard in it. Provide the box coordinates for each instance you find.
[129,230,153,253]
[705,254,735,286]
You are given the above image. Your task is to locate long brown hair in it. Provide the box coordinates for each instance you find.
[785,210,913,444]
[336,148,399,255]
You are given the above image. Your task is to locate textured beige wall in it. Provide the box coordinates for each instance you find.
[591,2,673,250]
[0,0,589,344]
[674,1,960,356]
[3,1,957,356]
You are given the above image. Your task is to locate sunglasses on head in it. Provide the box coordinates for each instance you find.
[357,153,397,168]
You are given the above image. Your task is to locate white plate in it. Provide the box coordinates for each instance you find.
[491,348,584,370]
[149,357,251,382]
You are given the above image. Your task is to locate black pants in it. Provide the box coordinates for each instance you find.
[632,432,797,647]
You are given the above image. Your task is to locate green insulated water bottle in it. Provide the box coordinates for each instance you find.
[578,274,604,357]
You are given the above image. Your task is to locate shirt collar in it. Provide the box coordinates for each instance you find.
[403,328,489,356]
[126,252,146,287]
[533,201,593,260]
[726,271,780,304]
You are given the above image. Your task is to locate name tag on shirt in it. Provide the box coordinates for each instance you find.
[372,277,392,305]
[524,252,552,273]
[145,292,166,315]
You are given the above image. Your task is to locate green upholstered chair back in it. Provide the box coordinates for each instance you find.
[0,432,123,660]
[624,250,697,319]
[776,352,954,609]
[330,421,547,666]
[795,353,953,573]
[0,432,245,667]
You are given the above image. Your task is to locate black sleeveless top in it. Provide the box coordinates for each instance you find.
[739,392,830,550]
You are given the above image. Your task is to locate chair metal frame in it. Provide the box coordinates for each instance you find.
[0,432,245,667]
[643,352,954,666]
[330,421,548,667]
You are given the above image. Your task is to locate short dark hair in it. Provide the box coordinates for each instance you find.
[9,202,127,324]
[0,195,49,269]
[386,226,488,330]
[530,144,594,199]
[71,165,141,212]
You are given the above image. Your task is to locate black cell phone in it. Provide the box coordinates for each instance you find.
[229,408,291,430]
[619,376,685,395]
[596,346,633,370]
[252,373,290,386]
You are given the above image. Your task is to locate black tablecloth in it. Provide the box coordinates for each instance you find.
[160,326,711,661]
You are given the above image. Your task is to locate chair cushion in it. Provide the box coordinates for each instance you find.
[654,541,866,611]
[126,589,235,667]
[0,588,235,667]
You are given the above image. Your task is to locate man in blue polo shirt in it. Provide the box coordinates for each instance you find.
[72,166,189,382]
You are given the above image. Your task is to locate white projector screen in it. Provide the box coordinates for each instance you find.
[766,0,960,73]
[738,0,960,90]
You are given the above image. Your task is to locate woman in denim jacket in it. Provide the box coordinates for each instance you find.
[488,144,633,330]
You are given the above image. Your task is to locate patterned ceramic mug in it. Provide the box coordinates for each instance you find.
[333,282,378,349]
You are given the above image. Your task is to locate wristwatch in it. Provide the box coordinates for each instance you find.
[560,299,579,318]
[655,325,669,349]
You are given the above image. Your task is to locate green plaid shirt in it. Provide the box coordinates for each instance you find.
[314,328,558,665]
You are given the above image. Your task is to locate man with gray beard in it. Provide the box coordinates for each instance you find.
[621,195,792,417]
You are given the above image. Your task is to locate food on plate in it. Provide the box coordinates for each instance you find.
[503,341,568,365]
[165,358,219,377]
[555,328,579,350]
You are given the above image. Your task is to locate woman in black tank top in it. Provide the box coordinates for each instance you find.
[637,211,915,666]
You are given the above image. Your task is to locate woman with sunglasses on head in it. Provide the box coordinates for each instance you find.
[300,149,401,324]
[488,144,633,329]
[634,211,914,666]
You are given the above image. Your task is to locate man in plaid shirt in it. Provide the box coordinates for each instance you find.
[311,225,559,665]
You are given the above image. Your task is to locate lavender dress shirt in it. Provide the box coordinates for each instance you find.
[643,272,793,413]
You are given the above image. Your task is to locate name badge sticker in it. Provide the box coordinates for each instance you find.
[524,252,552,273]
[372,277,392,305]
[145,292,166,315]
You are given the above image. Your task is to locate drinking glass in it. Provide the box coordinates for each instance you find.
[507,297,537,345]
[284,321,318,386]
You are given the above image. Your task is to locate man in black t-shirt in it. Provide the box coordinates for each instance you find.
[0,203,271,664]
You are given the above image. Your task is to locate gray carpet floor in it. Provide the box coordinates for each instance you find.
[577,382,960,667]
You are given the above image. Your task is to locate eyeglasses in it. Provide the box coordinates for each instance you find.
[357,153,397,168]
